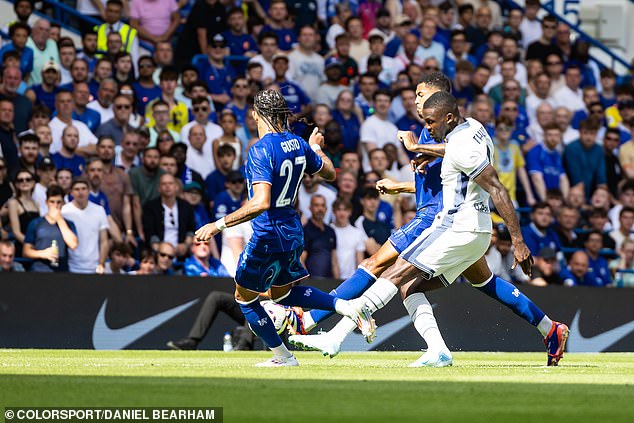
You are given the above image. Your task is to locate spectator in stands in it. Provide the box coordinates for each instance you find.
[564,118,607,201]
[62,177,109,274]
[0,100,18,177]
[316,59,347,109]
[115,130,141,171]
[104,242,133,274]
[559,251,592,286]
[7,169,40,257]
[34,123,52,159]
[486,225,529,283]
[528,247,564,286]
[184,240,229,277]
[586,207,616,250]
[202,143,236,209]
[355,187,391,250]
[88,59,112,99]
[603,128,623,196]
[554,204,582,251]
[286,26,325,102]
[156,241,178,275]
[525,123,570,201]
[182,181,208,229]
[130,250,157,275]
[143,173,195,257]
[271,54,310,116]
[78,31,98,74]
[225,77,249,127]
[525,15,561,62]
[95,94,133,145]
[146,100,179,147]
[49,90,97,155]
[521,202,561,257]
[443,29,476,80]
[146,68,188,136]
[170,142,205,193]
[129,0,180,46]
[525,72,554,124]
[88,79,116,125]
[609,180,634,231]
[26,19,60,86]
[33,157,56,213]
[151,42,174,84]
[57,38,76,86]
[72,82,101,133]
[55,169,72,199]
[298,170,337,225]
[195,34,234,110]
[609,207,634,250]
[0,240,24,272]
[15,133,39,178]
[133,56,161,115]
[86,158,123,242]
[331,198,367,279]
[610,238,634,287]
[261,0,297,52]
[0,22,33,83]
[0,66,32,133]
[129,146,164,207]
[553,106,580,146]
[112,53,135,86]
[96,137,136,245]
[7,0,33,32]
[51,126,86,177]
[301,194,339,278]
[59,58,90,92]
[582,230,612,286]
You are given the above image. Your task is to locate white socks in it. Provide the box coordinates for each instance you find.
[329,278,399,343]
[403,293,449,353]
[537,315,554,337]
[270,344,293,358]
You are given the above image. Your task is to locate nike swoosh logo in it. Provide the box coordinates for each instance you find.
[92,298,199,350]
[342,316,412,352]
[568,310,634,353]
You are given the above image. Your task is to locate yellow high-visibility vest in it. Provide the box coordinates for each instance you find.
[95,23,137,56]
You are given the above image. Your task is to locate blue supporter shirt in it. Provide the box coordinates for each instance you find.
[222,31,258,56]
[332,109,360,152]
[587,254,612,286]
[0,43,33,75]
[246,131,323,252]
[195,59,234,97]
[132,82,162,115]
[525,144,565,190]
[183,256,230,277]
[213,191,242,220]
[560,267,602,287]
[521,222,562,256]
[205,170,227,203]
[278,80,311,114]
[50,153,86,176]
[261,25,296,51]
[73,108,101,133]
[89,191,111,215]
[24,216,77,272]
[376,200,394,229]
[225,103,248,127]
[31,84,58,112]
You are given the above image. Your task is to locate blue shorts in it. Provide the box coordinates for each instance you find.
[389,212,436,254]
[234,242,309,293]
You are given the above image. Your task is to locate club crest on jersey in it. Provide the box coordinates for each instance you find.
[474,201,490,213]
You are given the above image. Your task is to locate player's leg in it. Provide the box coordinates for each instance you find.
[303,241,399,330]
[462,256,569,366]
[167,291,244,350]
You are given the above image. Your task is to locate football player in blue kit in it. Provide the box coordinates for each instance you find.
[194,89,375,367]
[289,73,569,367]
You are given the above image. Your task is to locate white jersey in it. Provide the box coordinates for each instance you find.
[438,117,493,234]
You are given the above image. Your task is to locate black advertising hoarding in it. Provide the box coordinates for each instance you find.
[0,273,633,352]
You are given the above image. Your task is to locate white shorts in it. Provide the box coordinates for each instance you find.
[400,224,491,286]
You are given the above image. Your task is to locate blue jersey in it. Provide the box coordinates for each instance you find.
[414,128,444,215]
[525,144,565,190]
[246,131,323,252]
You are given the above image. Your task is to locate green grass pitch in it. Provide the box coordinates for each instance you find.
[1,350,633,423]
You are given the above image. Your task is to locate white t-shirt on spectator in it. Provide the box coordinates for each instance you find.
[49,117,98,154]
[520,18,542,48]
[554,85,585,113]
[360,114,399,172]
[33,183,48,216]
[525,95,556,125]
[62,201,109,273]
[249,55,275,82]
[186,142,215,179]
[287,49,325,102]
[332,223,367,279]
[221,222,253,277]
[87,100,115,124]
[298,183,338,224]
[180,120,223,149]
[77,0,105,15]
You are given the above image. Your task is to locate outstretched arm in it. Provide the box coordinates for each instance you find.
[195,183,271,241]
[397,130,446,157]
[474,165,533,276]
[376,178,415,195]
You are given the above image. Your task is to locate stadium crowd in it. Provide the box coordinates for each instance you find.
[0,0,633,287]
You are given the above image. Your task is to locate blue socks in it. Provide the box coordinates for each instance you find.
[239,301,283,348]
[307,267,376,324]
[276,286,337,310]
[473,275,545,327]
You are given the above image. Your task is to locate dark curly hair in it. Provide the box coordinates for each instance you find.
[253,89,292,133]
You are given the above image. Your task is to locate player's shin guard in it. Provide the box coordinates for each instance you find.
[403,293,449,353]
[472,274,551,335]
[275,286,337,311]
[239,299,287,352]
[307,267,377,326]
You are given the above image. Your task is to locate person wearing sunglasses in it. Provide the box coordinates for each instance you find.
[95,94,133,145]
[7,169,40,257]
[179,96,222,153]
[525,14,563,62]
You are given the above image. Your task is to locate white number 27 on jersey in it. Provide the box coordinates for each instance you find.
[276,156,307,207]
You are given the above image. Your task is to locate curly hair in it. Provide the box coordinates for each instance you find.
[253,89,292,133]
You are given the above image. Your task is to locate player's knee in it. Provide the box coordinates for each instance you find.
[269,285,292,303]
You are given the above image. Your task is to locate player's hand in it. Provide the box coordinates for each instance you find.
[308,127,324,149]
[376,178,401,195]
[410,155,433,174]
[511,241,534,277]
[195,223,219,242]
[397,130,418,152]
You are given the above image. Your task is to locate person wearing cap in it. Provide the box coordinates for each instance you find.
[129,0,180,47]
[182,181,210,231]
[272,53,311,115]
[143,173,195,257]
[528,247,564,286]
[286,26,325,102]
[33,156,57,215]
[195,34,235,110]
[315,58,347,108]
